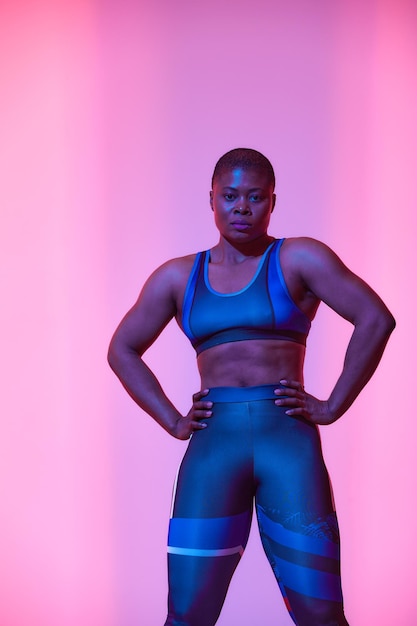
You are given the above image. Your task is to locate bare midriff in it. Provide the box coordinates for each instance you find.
[197,339,305,389]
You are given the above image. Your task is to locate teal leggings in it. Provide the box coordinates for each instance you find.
[165,386,348,626]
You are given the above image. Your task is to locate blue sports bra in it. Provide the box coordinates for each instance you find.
[181,239,311,355]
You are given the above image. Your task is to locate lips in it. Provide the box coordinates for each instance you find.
[231,221,251,230]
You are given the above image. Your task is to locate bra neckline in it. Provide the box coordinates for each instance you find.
[204,240,277,297]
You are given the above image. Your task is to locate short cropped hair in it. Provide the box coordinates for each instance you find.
[211,148,275,190]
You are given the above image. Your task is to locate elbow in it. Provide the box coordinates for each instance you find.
[356,306,396,340]
[107,334,142,374]
[374,308,396,340]
[107,340,118,372]
[382,309,396,336]
[387,312,396,334]
[107,334,125,374]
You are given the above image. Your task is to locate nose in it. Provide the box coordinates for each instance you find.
[234,200,251,214]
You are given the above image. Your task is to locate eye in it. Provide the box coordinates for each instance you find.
[250,194,262,202]
[224,193,236,201]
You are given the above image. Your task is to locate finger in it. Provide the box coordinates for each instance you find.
[275,388,304,401]
[192,409,213,419]
[275,387,298,397]
[285,407,309,419]
[191,420,208,430]
[275,397,304,407]
[192,388,210,402]
[193,400,213,410]
[279,379,304,391]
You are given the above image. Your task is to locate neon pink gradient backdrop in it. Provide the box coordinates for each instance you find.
[1,1,415,624]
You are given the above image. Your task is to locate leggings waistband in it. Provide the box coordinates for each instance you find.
[205,384,285,403]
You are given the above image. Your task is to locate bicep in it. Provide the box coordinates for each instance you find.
[300,241,388,325]
[110,267,178,357]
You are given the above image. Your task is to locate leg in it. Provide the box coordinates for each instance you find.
[165,394,254,626]
[257,506,348,625]
[251,397,349,625]
[166,513,250,625]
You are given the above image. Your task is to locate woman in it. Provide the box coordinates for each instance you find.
[108,148,395,626]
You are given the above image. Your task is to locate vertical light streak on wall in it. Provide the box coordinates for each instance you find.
[358,1,417,623]
[97,4,182,622]
[321,1,417,623]
[0,2,115,625]
[313,5,378,623]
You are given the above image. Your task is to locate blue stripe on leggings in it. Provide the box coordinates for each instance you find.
[273,556,343,602]
[167,546,244,557]
[168,511,251,551]
[257,506,339,559]
[257,506,342,602]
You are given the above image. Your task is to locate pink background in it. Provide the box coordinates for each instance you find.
[1,0,416,624]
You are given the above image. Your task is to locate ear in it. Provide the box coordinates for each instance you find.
[210,190,214,211]
[271,193,276,213]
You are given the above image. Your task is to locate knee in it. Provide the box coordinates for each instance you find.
[292,597,348,626]
[165,603,219,626]
[165,605,194,625]
[164,611,217,626]
[296,609,349,626]
[297,615,348,626]
[164,617,189,626]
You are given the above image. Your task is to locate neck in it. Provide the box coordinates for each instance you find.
[212,234,275,263]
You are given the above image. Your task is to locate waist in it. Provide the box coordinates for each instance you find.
[205,384,286,403]
[198,338,305,389]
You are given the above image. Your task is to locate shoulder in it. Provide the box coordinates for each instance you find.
[280,237,345,274]
[279,237,354,307]
[281,236,338,258]
[278,237,394,325]
[143,252,201,295]
[153,252,200,279]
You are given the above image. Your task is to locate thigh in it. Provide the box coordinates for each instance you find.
[166,398,254,626]
[254,402,335,519]
[253,402,346,624]
[171,399,255,517]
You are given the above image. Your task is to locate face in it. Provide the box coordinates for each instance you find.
[210,168,276,243]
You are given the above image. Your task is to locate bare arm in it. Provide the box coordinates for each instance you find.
[108,261,212,438]
[275,239,396,423]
